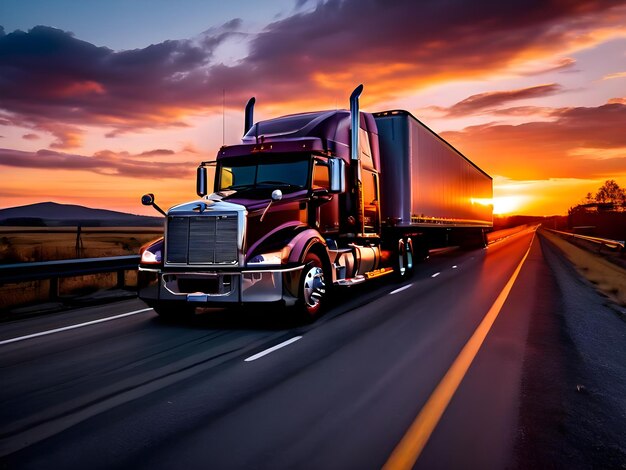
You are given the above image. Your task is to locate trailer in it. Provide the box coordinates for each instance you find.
[375,110,492,248]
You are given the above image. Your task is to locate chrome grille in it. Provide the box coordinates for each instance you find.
[166,214,238,265]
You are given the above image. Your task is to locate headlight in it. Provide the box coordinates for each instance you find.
[140,238,163,265]
[248,250,283,265]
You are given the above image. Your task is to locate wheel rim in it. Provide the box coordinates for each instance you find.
[303,265,326,308]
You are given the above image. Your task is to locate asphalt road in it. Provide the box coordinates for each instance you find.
[1,227,625,469]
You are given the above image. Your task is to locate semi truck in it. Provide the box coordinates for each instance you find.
[138,85,492,319]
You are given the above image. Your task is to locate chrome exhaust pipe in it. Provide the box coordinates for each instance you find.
[244,97,255,136]
[350,84,363,161]
[349,84,365,236]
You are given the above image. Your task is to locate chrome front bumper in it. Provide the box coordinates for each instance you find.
[138,265,304,307]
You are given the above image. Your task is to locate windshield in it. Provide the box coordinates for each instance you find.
[218,156,310,192]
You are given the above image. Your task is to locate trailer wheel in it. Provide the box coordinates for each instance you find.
[405,237,415,275]
[395,238,414,280]
[298,252,328,320]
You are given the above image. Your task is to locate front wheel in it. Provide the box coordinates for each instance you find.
[297,252,328,320]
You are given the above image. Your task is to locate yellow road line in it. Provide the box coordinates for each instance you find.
[383,232,535,470]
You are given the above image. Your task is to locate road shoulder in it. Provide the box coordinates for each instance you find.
[514,232,626,467]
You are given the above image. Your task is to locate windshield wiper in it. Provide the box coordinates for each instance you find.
[256,181,303,190]
[226,183,257,190]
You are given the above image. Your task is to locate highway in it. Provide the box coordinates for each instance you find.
[2,227,625,469]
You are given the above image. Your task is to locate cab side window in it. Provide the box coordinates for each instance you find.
[362,170,379,232]
[312,161,330,189]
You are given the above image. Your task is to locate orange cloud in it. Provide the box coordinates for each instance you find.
[442,100,626,181]
[444,84,562,116]
[1,2,625,139]
[0,147,197,179]
[56,80,105,98]
[603,71,626,80]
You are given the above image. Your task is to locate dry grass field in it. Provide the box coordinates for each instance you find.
[0,227,161,311]
[0,227,161,263]
[540,229,626,307]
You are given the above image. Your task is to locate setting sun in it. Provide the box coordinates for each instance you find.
[493,196,527,215]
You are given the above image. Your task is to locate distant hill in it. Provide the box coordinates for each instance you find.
[0,202,164,227]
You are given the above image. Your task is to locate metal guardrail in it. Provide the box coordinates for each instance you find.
[0,227,162,234]
[546,229,625,252]
[0,255,140,299]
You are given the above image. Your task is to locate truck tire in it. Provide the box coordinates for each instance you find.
[297,252,328,320]
[152,302,195,321]
[395,238,414,280]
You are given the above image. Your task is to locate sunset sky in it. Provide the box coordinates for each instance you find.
[1,0,625,216]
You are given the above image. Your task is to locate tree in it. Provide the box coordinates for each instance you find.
[595,179,626,206]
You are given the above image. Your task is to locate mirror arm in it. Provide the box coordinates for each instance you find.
[260,200,273,222]
[141,193,167,217]
[260,189,282,222]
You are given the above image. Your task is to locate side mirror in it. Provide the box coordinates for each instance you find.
[197,166,207,197]
[328,158,345,193]
[141,193,167,217]
[141,193,155,206]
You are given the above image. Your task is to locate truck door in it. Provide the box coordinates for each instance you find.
[312,160,339,234]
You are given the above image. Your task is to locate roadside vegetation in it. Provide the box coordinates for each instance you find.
[568,180,626,242]
[540,229,626,308]
[0,227,160,264]
[0,227,161,313]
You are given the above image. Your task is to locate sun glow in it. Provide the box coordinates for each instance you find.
[492,196,526,215]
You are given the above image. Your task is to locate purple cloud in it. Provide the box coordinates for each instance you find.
[0,0,623,149]
[0,22,241,146]
[445,84,563,116]
[0,147,196,179]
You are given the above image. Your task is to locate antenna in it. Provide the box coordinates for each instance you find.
[222,89,225,146]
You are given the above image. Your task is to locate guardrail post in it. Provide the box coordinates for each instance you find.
[49,277,59,300]
[116,270,125,289]
[75,225,84,258]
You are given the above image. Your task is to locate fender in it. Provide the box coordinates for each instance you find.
[286,228,327,264]
[281,229,328,302]
[245,221,308,263]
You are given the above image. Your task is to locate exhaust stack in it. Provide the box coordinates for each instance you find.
[350,84,363,161]
[244,97,255,136]
[349,84,365,236]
